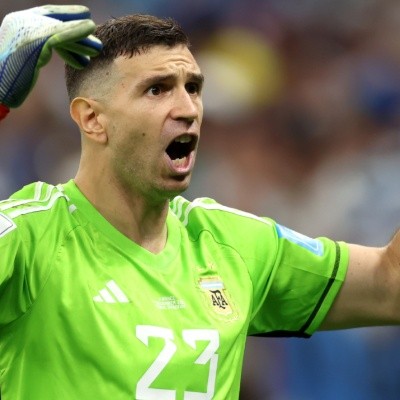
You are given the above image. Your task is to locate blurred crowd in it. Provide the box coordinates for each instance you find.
[2,0,400,399]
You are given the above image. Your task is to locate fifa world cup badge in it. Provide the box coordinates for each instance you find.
[199,277,233,316]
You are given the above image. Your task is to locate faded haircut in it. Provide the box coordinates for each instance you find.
[65,14,190,100]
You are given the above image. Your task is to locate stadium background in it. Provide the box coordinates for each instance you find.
[1,0,400,398]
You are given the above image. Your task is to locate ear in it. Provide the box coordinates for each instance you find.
[70,97,108,144]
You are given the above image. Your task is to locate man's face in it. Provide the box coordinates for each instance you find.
[99,44,204,201]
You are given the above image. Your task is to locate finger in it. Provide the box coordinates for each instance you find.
[32,5,91,22]
[46,19,97,49]
[77,35,103,53]
[55,35,103,58]
[55,47,90,69]
[0,12,94,54]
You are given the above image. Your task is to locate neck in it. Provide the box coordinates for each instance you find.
[74,174,170,254]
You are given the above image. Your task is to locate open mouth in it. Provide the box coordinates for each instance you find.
[165,135,197,166]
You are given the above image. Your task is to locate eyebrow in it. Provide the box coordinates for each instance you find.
[137,72,205,89]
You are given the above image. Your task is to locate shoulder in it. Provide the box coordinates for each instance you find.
[171,196,271,225]
[170,196,277,246]
[0,181,76,240]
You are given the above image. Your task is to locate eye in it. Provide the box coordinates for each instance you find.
[185,82,200,95]
[147,85,164,96]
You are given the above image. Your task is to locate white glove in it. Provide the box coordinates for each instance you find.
[0,5,102,116]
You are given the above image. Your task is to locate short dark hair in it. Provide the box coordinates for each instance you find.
[65,14,190,100]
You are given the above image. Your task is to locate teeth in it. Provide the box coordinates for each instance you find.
[172,157,187,167]
[174,136,191,143]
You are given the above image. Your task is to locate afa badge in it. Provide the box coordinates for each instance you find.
[199,277,233,316]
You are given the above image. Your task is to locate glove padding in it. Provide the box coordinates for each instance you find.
[0,5,102,109]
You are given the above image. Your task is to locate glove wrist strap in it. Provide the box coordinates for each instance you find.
[0,104,10,121]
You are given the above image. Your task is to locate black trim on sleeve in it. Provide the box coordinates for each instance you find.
[298,241,341,335]
[250,241,342,339]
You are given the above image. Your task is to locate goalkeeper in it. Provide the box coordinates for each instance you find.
[0,4,400,400]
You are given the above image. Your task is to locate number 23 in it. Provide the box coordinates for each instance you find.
[136,325,219,400]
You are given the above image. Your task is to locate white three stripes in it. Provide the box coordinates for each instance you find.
[93,280,129,303]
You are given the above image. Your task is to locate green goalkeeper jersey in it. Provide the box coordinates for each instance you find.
[0,180,348,400]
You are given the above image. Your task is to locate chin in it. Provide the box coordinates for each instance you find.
[162,176,191,198]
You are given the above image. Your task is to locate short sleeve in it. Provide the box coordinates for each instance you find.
[0,213,32,326]
[248,223,349,337]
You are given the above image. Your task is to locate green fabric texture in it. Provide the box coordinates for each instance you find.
[0,181,348,399]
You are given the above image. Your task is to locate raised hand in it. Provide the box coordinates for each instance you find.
[0,5,102,117]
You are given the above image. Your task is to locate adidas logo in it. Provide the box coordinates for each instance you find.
[93,280,129,303]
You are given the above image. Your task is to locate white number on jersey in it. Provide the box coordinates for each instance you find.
[136,325,219,400]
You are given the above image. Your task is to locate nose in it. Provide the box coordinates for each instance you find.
[170,88,201,122]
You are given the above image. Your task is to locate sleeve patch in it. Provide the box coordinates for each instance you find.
[0,213,16,237]
[276,224,324,256]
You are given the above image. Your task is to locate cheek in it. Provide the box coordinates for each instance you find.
[111,138,142,181]
[112,130,154,168]
[107,110,161,166]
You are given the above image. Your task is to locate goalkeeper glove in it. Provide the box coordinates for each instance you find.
[0,5,102,119]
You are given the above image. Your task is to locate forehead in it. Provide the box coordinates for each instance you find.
[114,45,201,82]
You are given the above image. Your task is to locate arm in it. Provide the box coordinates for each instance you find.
[321,231,400,329]
[0,5,102,121]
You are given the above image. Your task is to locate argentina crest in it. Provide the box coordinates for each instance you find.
[199,276,234,317]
